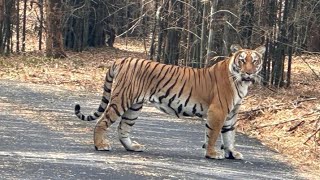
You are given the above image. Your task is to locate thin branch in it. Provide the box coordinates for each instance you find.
[294,97,318,105]
[238,103,286,115]
[208,10,239,19]
[116,12,147,38]
[287,120,305,132]
[300,56,320,80]
[239,97,318,116]
[304,127,320,145]
[164,27,201,40]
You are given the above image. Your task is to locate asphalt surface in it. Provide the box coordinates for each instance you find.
[0,80,303,180]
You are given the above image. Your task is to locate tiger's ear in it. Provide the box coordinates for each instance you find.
[230,44,242,53]
[255,45,266,55]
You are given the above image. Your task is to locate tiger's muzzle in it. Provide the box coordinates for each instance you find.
[241,73,257,84]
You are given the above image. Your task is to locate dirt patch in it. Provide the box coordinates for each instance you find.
[0,40,319,179]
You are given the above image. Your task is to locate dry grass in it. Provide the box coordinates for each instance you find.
[0,38,147,92]
[0,39,319,179]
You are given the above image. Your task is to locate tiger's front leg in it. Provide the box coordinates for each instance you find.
[205,106,226,159]
[221,103,243,159]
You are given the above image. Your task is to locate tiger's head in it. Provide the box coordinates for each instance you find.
[229,44,266,84]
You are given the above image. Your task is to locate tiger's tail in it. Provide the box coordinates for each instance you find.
[74,66,114,121]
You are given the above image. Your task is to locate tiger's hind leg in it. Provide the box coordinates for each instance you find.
[94,104,123,151]
[118,103,145,152]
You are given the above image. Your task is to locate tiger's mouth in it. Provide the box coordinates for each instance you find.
[241,77,255,83]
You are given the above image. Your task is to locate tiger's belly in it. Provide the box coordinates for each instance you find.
[149,95,208,118]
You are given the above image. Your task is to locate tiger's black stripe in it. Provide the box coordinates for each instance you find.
[226,112,237,121]
[178,80,187,98]
[123,121,135,126]
[129,104,143,111]
[177,104,183,114]
[191,68,197,86]
[206,123,213,130]
[109,104,121,117]
[214,70,224,111]
[184,87,193,107]
[149,65,171,99]
[233,81,243,99]
[144,63,161,91]
[168,94,179,117]
[122,116,138,121]
[159,70,181,103]
[192,104,197,115]
[221,126,235,133]
[136,62,153,101]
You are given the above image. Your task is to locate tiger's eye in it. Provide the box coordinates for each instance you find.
[253,59,259,64]
[239,58,245,63]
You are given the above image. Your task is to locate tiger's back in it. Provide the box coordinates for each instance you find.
[108,57,234,119]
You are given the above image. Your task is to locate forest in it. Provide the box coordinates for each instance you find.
[0,0,319,179]
[0,0,319,86]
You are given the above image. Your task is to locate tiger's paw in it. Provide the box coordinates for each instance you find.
[120,139,146,152]
[94,142,112,151]
[127,143,146,152]
[224,149,243,160]
[205,150,225,160]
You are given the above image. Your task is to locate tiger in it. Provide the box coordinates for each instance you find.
[74,44,266,159]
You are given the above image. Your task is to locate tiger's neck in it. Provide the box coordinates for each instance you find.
[207,58,250,106]
[207,58,234,100]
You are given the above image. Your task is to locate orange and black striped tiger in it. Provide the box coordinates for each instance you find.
[75,44,266,159]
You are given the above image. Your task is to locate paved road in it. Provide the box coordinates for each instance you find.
[0,80,303,180]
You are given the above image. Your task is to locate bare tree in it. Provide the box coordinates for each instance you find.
[200,0,209,67]
[0,0,15,55]
[21,0,27,52]
[15,0,19,52]
[238,0,254,48]
[46,0,67,58]
[206,0,218,65]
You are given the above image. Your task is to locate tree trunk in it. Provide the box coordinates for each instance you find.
[22,0,27,52]
[164,0,182,65]
[46,0,66,58]
[238,0,254,48]
[185,0,192,66]
[200,1,208,68]
[286,0,296,87]
[0,0,14,55]
[222,15,229,55]
[156,1,168,62]
[149,0,158,60]
[82,0,90,50]
[206,0,218,65]
[0,0,5,54]
[16,0,19,52]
